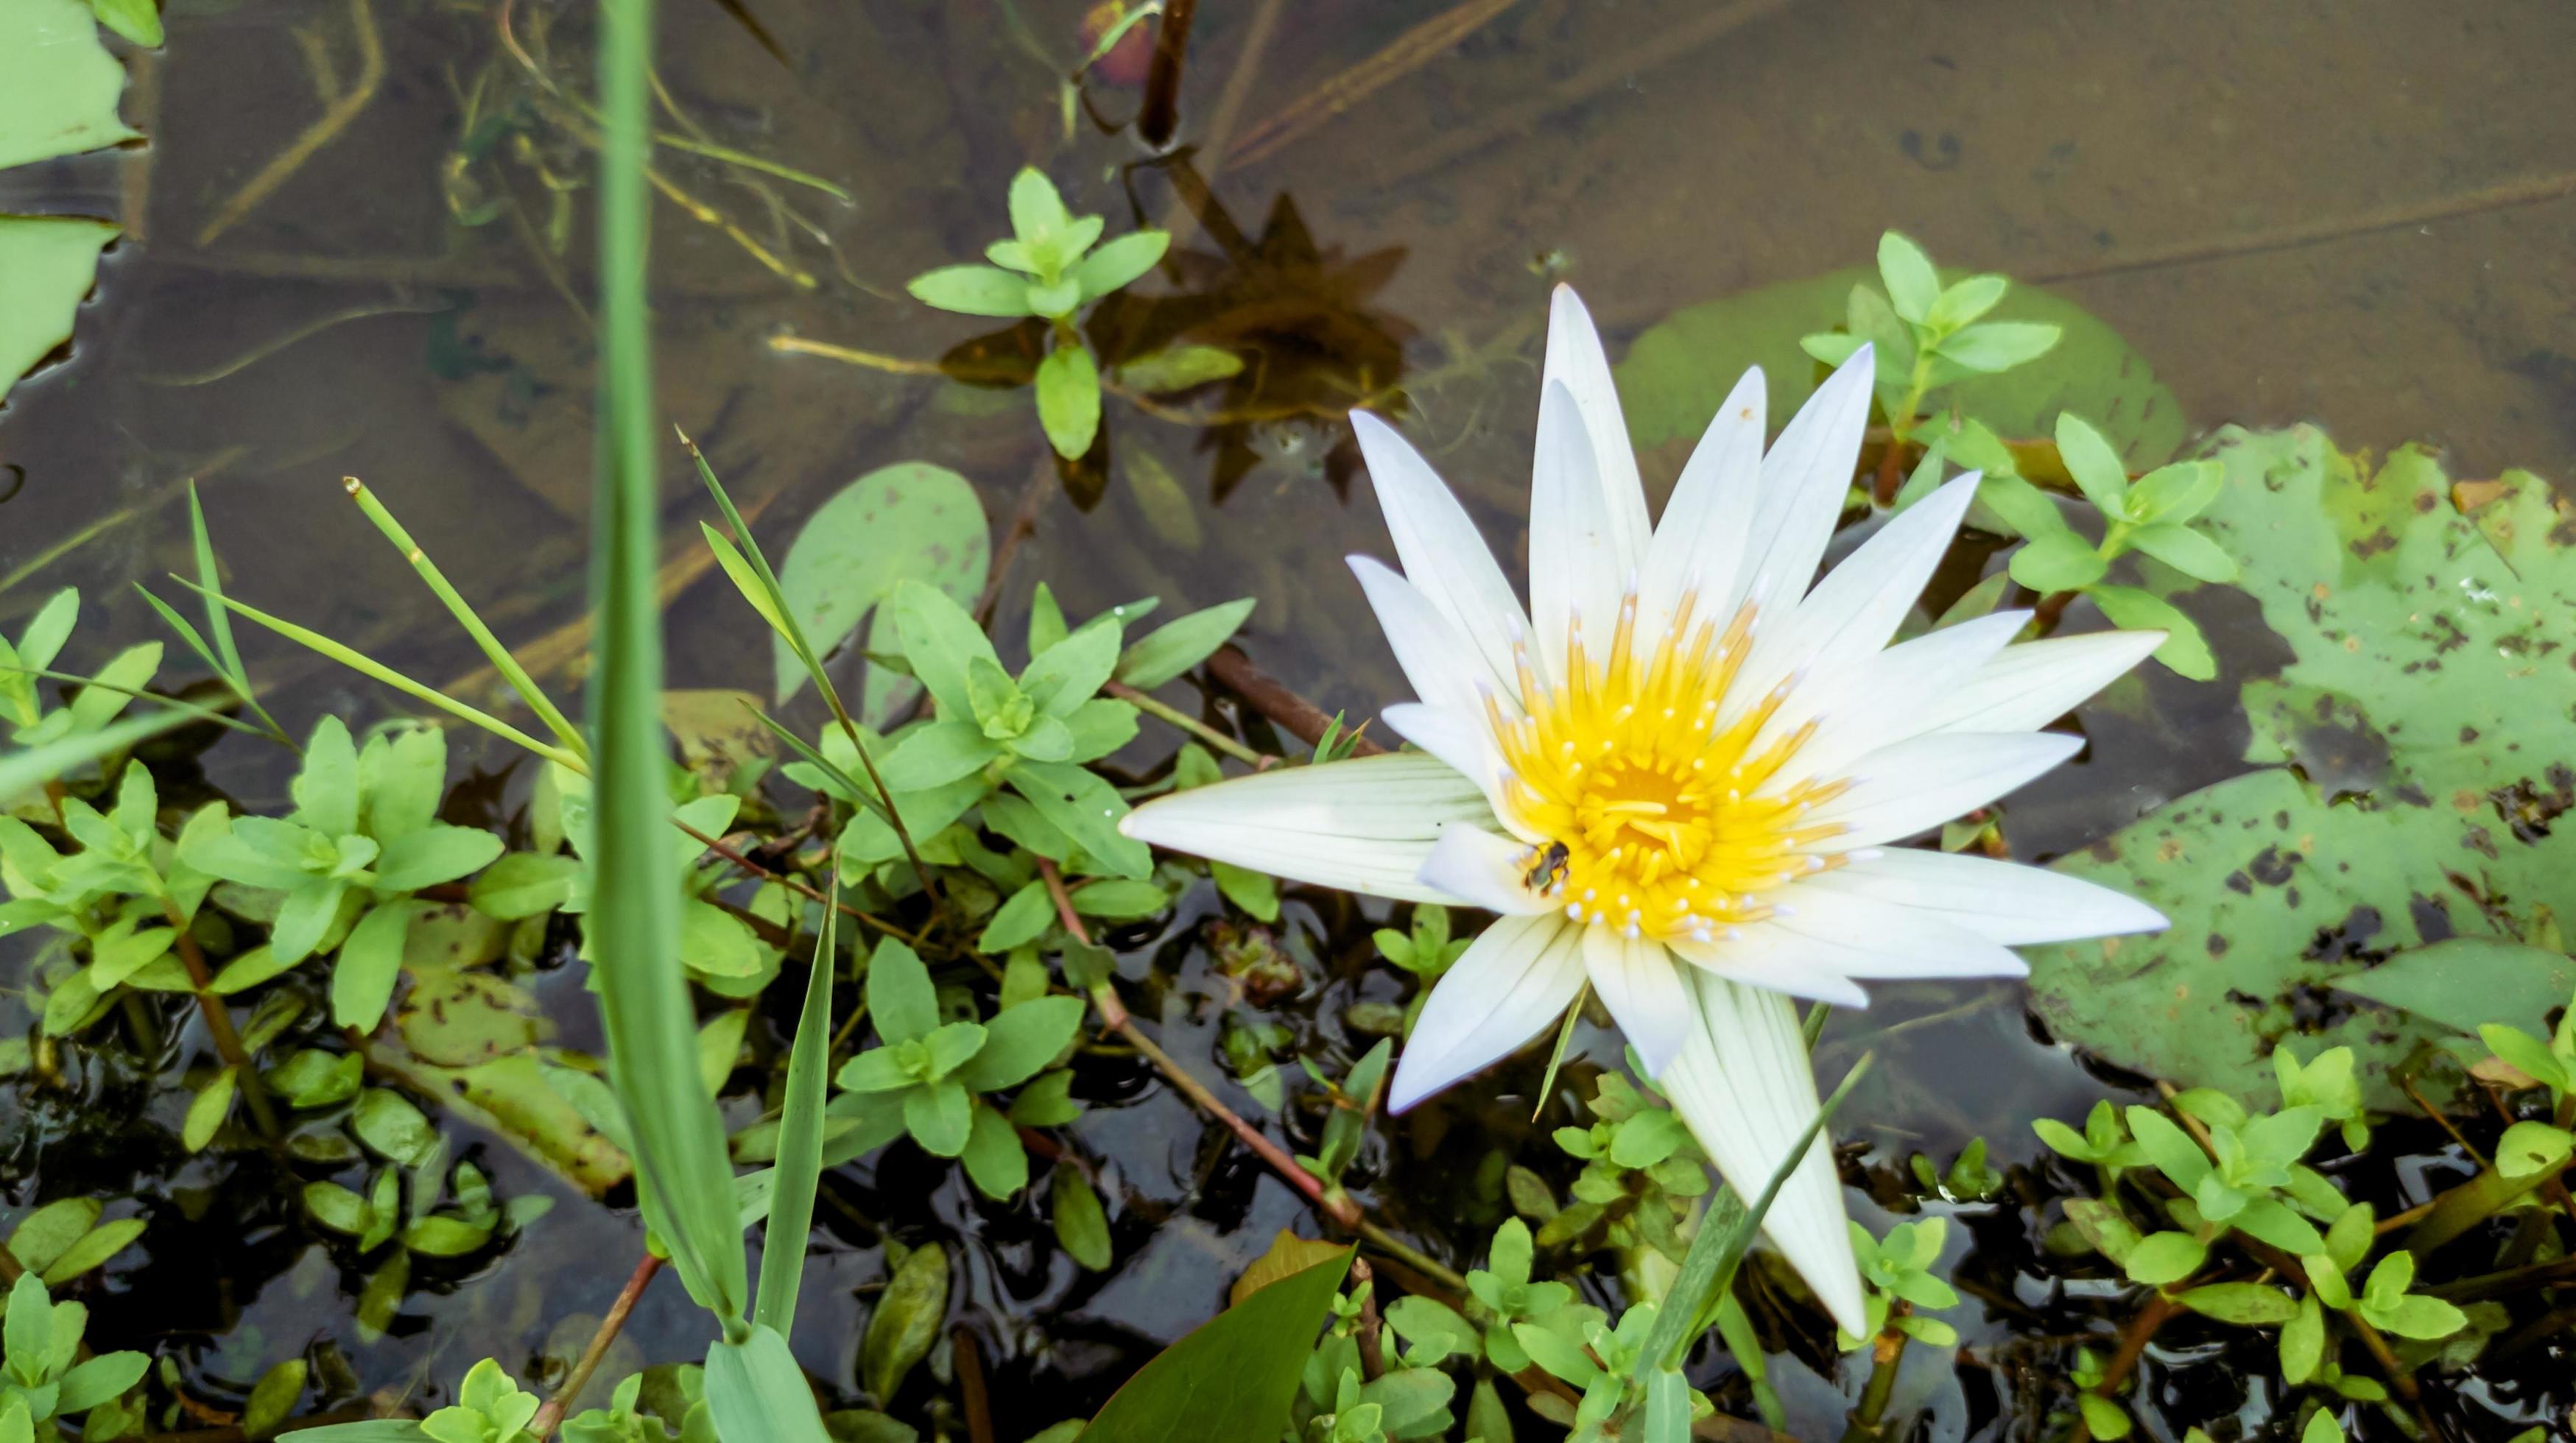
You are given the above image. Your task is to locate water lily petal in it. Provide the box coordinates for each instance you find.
[1387,913,1584,1111]
[1351,409,1530,697]
[1640,366,1764,638]
[1812,848,2167,945]
[1349,555,1517,715]
[1529,379,1629,683]
[1541,286,1653,570]
[1734,473,1981,724]
[1729,346,1873,621]
[1921,629,2167,735]
[1660,971,1868,1336]
[1417,822,1555,917]
[1669,931,1873,1007]
[1805,732,2083,848]
[1759,610,2030,788]
[1582,928,1695,1078]
[1381,702,1527,836]
[1119,752,1494,903]
[1749,896,2030,978]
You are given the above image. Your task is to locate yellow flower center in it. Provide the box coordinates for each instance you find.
[1490,590,1851,942]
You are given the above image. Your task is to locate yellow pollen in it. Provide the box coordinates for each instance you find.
[1501,593,1845,940]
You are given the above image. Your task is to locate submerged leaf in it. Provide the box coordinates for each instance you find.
[772,463,990,716]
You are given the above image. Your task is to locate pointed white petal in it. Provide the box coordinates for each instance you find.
[1747,900,2030,978]
[1528,380,1628,683]
[1759,610,2029,789]
[1661,973,1867,1336]
[1639,367,1764,637]
[1541,286,1653,571]
[1417,823,1554,917]
[1732,473,1980,724]
[1804,732,2083,848]
[1921,629,2166,735]
[1119,752,1493,903]
[1812,847,2168,945]
[1669,932,1873,1007]
[1581,928,1695,1078]
[1387,913,1584,1111]
[1351,409,1531,694]
[1380,702,1512,822]
[1729,346,1873,621]
[1350,556,1518,713]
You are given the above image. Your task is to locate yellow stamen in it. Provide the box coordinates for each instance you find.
[1502,592,1846,942]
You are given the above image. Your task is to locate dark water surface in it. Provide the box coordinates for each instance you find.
[4,0,2573,1437]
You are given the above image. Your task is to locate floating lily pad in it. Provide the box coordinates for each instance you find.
[398,969,546,1067]
[1614,267,2183,469]
[0,217,118,403]
[2026,428,2576,1109]
[0,0,138,171]
[772,462,990,722]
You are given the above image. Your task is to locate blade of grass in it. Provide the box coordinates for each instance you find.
[184,481,292,743]
[342,476,590,763]
[736,700,894,825]
[588,0,752,1334]
[753,876,835,1335]
[1639,1051,1875,1376]
[0,708,194,800]
[680,428,943,916]
[170,579,585,772]
[0,666,270,740]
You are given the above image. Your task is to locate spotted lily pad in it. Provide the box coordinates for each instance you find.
[2026,428,2576,1109]
[772,462,990,722]
[1614,267,2183,470]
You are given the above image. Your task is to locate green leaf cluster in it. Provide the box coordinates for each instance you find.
[827,937,1083,1201]
[1538,1071,1707,1261]
[0,1272,149,1436]
[1843,1216,1962,1349]
[1798,232,2061,440]
[180,718,504,1031]
[907,168,1171,457]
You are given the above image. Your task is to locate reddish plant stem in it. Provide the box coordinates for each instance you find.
[1136,0,1197,147]
[2069,1291,2180,1443]
[161,901,281,1138]
[1351,1257,1387,1381]
[954,1327,996,1443]
[529,1253,665,1439]
[1038,858,1362,1229]
[1206,646,1384,756]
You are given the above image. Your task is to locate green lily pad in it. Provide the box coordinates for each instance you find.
[1614,267,2183,469]
[772,462,990,722]
[0,0,138,171]
[398,969,546,1067]
[2026,428,2576,1109]
[0,216,117,404]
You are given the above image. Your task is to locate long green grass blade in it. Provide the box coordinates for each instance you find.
[737,701,895,825]
[1639,1052,1874,1376]
[184,481,291,743]
[169,579,584,772]
[342,477,590,762]
[588,0,751,1331]
[754,878,836,1334]
[0,665,268,740]
[0,708,194,800]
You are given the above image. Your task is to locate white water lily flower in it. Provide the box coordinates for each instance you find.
[1119,286,2167,1333]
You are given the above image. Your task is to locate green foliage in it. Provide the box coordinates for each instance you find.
[1537,1070,1708,1263]
[3,1199,144,1287]
[2027,432,2576,1109]
[1797,232,2062,437]
[0,0,135,401]
[907,168,1173,458]
[1077,1247,1348,1442]
[180,719,503,1030]
[0,1272,149,1432]
[1295,1040,1392,1196]
[829,937,1081,1196]
[1842,1217,1962,1349]
[761,462,990,716]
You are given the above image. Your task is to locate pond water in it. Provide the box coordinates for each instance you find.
[4,0,2573,1438]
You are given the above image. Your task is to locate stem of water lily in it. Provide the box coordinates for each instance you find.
[528,1252,664,1439]
[1840,1307,1912,1443]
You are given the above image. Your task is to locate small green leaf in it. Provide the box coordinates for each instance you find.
[865,938,939,1046]
[1113,345,1243,393]
[1074,230,1170,301]
[2128,523,2238,584]
[862,1243,949,1405]
[2088,585,2214,680]
[1936,321,2061,374]
[2177,1282,2297,1326]
[2125,459,2225,523]
[1116,599,1257,689]
[1050,1165,1112,1269]
[2054,413,2133,517]
[333,900,420,1032]
[2122,1231,2206,1286]
[351,1088,442,1168]
[1876,232,1940,324]
[957,1103,1029,1200]
[957,996,1083,1094]
[2495,1121,2574,1179]
[1924,274,2008,333]
[2008,531,2108,592]
[1035,346,1102,459]
[907,265,1038,317]
[183,1067,237,1152]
